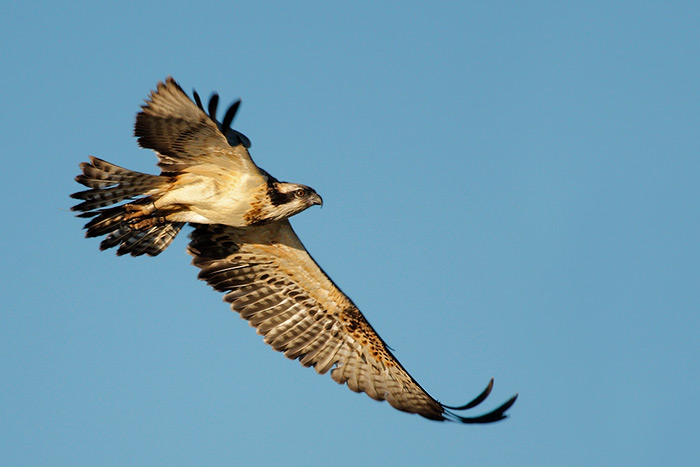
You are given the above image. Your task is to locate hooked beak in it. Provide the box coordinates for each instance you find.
[310,192,323,207]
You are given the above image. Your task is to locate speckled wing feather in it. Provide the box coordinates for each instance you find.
[188,222,517,423]
[134,77,261,177]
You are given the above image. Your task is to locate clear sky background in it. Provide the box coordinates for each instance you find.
[2,2,699,466]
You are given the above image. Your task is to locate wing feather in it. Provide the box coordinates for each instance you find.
[252,301,296,334]
[245,299,292,328]
[283,318,326,359]
[134,77,261,179]
[312,335,345,374]
[300,331,337,368]
[188,222,517,423]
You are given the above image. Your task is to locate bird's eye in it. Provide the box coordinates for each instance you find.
[294,189,306,198]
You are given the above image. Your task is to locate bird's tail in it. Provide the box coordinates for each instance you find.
[71,156,184,256]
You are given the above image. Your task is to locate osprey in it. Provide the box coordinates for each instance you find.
[72,78,321,256]
[72,78,517,423]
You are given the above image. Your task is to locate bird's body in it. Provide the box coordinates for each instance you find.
[72,77,516,423]
[72,78,321,256]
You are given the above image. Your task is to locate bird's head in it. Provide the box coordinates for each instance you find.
[257,182,323,224]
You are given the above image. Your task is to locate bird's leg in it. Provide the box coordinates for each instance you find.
[122,201,166,230]
[123,202,157,221]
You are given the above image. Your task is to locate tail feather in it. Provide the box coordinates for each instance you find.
[71,157,182,257]
[71,156,167,211]
[83,205,132,238]
[76,203,185,256]
[103,222,185,256]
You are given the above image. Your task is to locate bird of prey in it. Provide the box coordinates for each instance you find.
[71,78,321,256]
[71,77,517,423]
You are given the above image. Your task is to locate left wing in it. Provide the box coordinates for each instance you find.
[134,77,260,178]
[188,222,517,423]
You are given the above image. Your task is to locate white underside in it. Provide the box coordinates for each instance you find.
[153,172,259,226]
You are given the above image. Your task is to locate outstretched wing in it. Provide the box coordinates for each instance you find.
[134,77,261,177]
[188,222,517,423]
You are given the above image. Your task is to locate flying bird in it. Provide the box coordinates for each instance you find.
[72,77,517,423]
[71,78,321,256]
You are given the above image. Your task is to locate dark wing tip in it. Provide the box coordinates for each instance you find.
[220,99,251,148]
[439,379,518,424]
[221,99,241,134]
[193,90,204,110]
[208,93,219,120]
[443,378,494,410]
[193,88,251,149]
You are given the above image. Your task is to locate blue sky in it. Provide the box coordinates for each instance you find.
[2,2,699,466]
